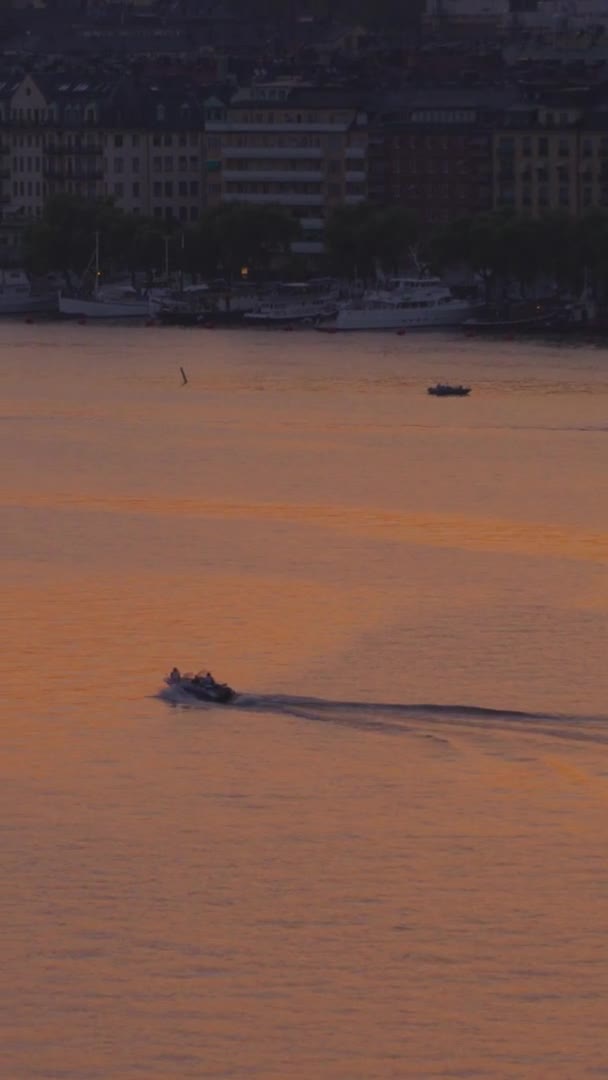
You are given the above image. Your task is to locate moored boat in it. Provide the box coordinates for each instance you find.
[0,269,56,316]
[318,276,479,332]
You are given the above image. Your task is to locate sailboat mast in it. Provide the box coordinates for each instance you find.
[94,231,100,295]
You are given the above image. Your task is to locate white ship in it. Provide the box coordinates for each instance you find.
[318,277,478,332]
[0,269,56,315]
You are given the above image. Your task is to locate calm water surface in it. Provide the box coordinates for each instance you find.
[2,323,608,1079]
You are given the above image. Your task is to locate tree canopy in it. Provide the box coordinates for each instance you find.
[325,203,418,278]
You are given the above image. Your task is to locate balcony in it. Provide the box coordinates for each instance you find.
[223,169,322,182]
[46,144,102,156]
[223,193,323,206]
[346,146,365,159]
[291,240,324,255]
[44,168,103,180]
[223,147,322,160]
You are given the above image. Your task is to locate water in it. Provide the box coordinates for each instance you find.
[2,322,608,1078]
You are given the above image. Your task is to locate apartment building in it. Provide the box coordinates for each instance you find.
[368,90,508,224]
[101,83,205,223]
[204,83,368,254]
[0,73,206,229]
[493,100,608,215]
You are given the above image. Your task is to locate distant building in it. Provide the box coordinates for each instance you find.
[493,95,608,215]
[368,90,509,224]
[0,73,206,228]
[204,83,368,254]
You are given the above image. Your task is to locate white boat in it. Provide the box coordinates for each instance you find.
[0,269,56,315]
[245,299,338,324]
[245,281,340,324]
[58,232,162,319]
[59,285,152,319]
[318,277,478,332]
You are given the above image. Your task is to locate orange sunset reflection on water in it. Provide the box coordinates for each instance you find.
[2,323,608,1079]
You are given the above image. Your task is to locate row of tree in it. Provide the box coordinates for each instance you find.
[24,195,302,288]
[23,194,608,295]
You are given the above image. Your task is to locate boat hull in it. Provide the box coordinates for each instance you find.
[59,296,150,319]
[319,304,474,332]
[0,295,57,315]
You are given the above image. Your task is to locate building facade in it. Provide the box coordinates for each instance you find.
[0,73,207,231]
[493,101,608,215]
[368,92,506,224]
[204,84,368,255]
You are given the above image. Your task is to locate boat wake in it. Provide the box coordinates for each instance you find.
[159,688,607,744]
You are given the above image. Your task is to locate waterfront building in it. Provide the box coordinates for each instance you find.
[368,90,508,225]
[492,95,608,216]
[0,73,206,235]
[204,83,368,255]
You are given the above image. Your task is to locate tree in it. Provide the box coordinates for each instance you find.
[325,203,418,278]
[24,194,127,289]
[187,203,301,281]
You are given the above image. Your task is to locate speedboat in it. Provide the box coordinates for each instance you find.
[165,669,236,704]
[427,383,471,397]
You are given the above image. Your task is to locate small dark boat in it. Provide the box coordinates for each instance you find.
[427,383,471,397]
[165,669,237,704]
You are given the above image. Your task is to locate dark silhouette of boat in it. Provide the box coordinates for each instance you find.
[427,383,471,397]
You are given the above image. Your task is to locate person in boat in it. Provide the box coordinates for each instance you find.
[169,667,181,682]
[202,672,216,688]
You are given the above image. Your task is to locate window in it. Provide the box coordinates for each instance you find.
[163,134,172,147]
[164,180,173,197]
[538,137,548,157]
[178,180,187,195]
[114,182,123,196]
[132,181,140,197]
[114,157,124,173]
[132,157,139,173]
[132,134,140,147]
[189,156,199,168]
[153,156,162,172]
[114,134,123,148]
[153,181,162,196]
[179,205,188,221]
[164,156,172,171]
[179,156,187,170]
[189,206,198,221]
[189,180,198,195]
[153,134,161,147]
